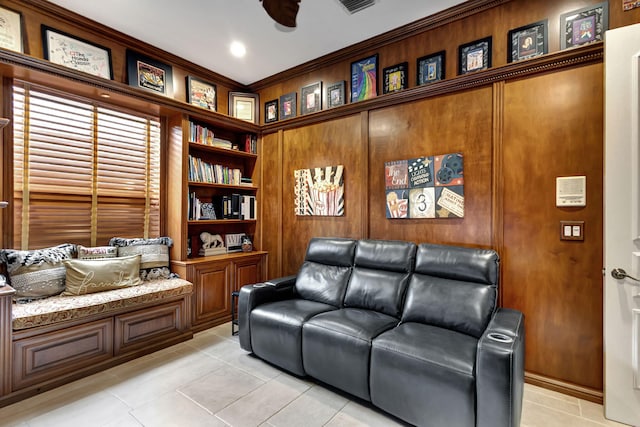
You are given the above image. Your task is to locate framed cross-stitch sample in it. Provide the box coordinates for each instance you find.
[417,51,445,86]
[458,36,492,75]
[351,54,378,102]
[508,20,548,62]
[383,62,408,94]
[560,2,608,49]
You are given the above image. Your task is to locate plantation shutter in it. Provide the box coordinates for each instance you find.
[12,83,161,250]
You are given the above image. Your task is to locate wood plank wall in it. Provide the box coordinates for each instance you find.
[256,0,631,401]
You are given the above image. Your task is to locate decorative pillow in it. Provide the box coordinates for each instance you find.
[0,243,76,303]
[109,237,174,280]
[62,255,142,296]
[77,245,118,260]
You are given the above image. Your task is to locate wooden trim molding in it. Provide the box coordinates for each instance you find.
[261,43,603,135]
[250,0,513,90]
[0,285,16,396]
[526,371,604,404]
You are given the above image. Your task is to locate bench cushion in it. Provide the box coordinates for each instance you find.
[12,278,192,330]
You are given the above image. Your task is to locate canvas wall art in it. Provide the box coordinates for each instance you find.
[294,165,344,216]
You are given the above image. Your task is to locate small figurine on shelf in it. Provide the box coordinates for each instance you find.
[199,232,226,256]
[241,235,253,252]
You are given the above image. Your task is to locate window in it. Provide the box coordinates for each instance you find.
[12,83,161,249]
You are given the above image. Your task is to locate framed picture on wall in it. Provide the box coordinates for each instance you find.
[126,50,173,96]
[42,26,113,79]
[186,76,216,111]
[507,20,548,62]
[383,62,408,94]
[229,92,259,124]
[560,2,608,49]
[265,99,279,123]
[325,81,346,109]
[0,6,23,53]
[351,54,378,102]
[301,81,322,115]
[458,36,492,75]
[417,51,445,86]
[279,92,297,120]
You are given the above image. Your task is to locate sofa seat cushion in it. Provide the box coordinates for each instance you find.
[12,278,193,331]
[302,308,398,401]
[370,322,478,427]
[250,299,337,376]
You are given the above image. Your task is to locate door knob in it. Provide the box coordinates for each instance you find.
[611,268,640,282]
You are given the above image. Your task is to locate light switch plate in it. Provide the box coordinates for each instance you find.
[560,221,584,241]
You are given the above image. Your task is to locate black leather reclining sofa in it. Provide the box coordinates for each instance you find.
[238,238,524,427]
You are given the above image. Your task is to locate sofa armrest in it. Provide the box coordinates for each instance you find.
[476,308,525,427]
[238,275,297,352]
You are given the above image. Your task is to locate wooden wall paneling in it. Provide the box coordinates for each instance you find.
[261,131,283,278]
[492,81,505,305]
[280,114,364,276]
[166,114,188,261]
[501,63,604,399]
[368,87,494,247]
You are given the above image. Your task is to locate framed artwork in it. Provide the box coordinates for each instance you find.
[229,92,259,124]
[351,54,378,102]
[383,62,408,94]
[508,20,548,62]
[301,81,322,115]
[279,92,297,120]
[417,51,445,86]
[126,50,173,96]
[294,165,345,216]
[0,6,23,53]
[265,99,278,123]
[458,36,492,75]
[325,81,346,109]
[560,2,608,49]
[42,26,112,79]
[623,0,640,11]
[186,76,216,111]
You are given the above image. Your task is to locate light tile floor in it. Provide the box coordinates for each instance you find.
[0,323,632,427]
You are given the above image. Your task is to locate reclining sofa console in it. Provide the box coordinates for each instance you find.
[239,238,524,427]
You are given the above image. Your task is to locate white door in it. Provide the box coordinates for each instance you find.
[605,23,640,426]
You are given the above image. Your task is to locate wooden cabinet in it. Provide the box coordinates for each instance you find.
[172,252,267,331]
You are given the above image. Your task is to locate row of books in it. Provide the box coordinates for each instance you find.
[188,155,242,185]
[188,193,257,221]
[189,121,257,154]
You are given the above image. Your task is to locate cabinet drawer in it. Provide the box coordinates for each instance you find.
[114,300,187,355]
[13,318,113,390]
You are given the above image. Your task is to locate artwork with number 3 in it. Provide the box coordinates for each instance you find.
[384,153,464,219]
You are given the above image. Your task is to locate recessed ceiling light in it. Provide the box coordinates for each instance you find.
[230,41,246,58]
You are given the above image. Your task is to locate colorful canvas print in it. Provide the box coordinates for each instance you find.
[294,165,345,216]
[385,153,464,219]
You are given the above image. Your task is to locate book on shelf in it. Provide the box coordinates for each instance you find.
[189,121,215,145]
[239,177,253,187]
[188,155,242,185]
[242,134,257,154]
[188,193,217,220]
[241,195,256,220]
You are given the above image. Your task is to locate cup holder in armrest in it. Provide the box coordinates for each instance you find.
[487,332,514,343]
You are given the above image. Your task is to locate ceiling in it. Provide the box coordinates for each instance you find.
[47,0,466,86]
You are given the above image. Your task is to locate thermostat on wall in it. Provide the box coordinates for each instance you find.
[556,176,586,207]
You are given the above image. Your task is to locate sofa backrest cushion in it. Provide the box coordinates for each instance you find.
[295,237,356,306]
[401,243,499,338]
[343,239,416,317]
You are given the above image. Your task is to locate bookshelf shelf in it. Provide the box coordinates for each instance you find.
[187,182,257,191]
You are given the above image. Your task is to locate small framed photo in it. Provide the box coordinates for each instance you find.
[229,92,259,124]
[265,99,279,123]
[560,2,608,50]
[383,62,408,94]
[458,36,492,75]
[301,81,322,115]
[325,81,346,109]
[0,6,23,53]
[417,51,445,86]
[42,26,113,79]
[351,54,378,102]
[508,20,548,62]
[186,76,216,111]
[279,92,297,120]
[126,50,173,96]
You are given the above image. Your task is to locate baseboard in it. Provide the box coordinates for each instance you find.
[525,371,603,404]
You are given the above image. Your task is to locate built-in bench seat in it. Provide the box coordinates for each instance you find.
[0,277,194,407]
